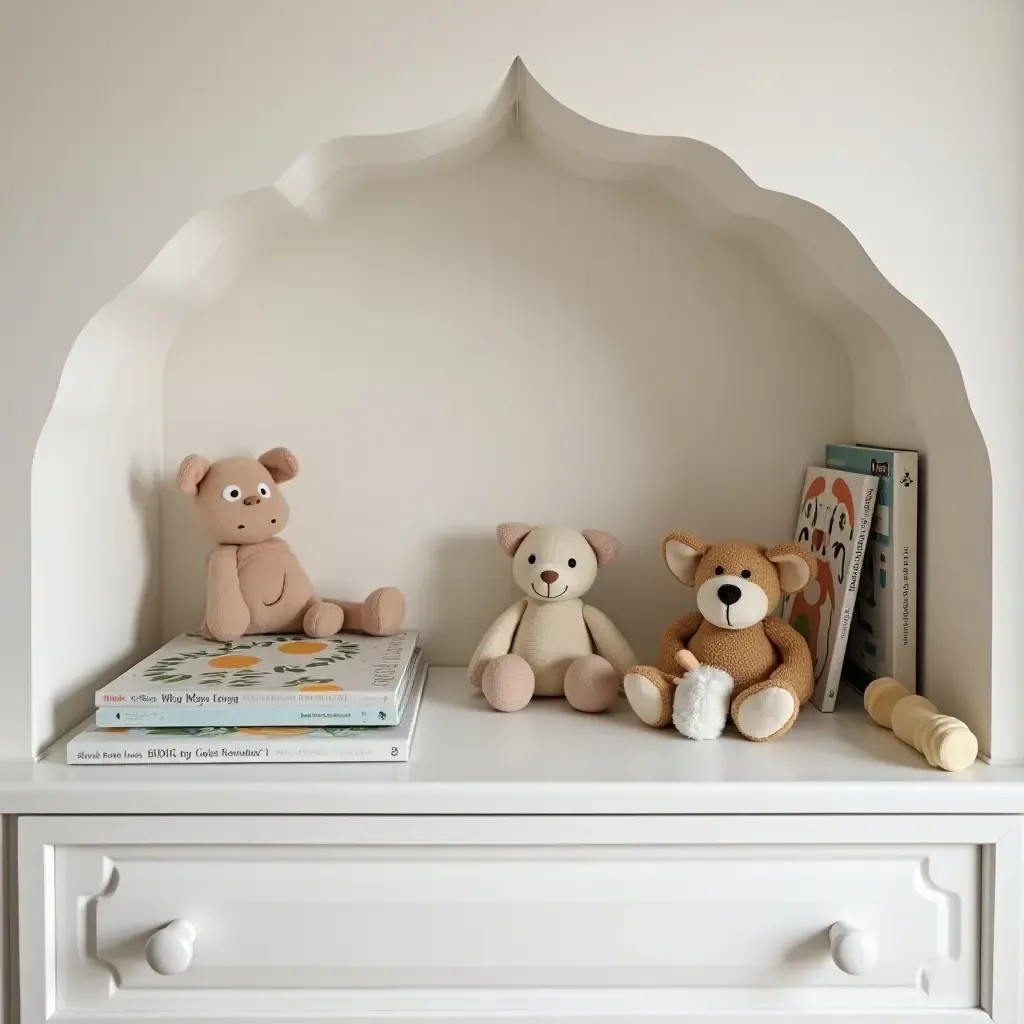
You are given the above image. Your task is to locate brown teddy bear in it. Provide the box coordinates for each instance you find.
[175,447,405,641]
[624,533,817,741]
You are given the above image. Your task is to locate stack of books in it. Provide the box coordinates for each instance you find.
[65,630,427,765]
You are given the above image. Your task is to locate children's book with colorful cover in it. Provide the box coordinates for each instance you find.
[93,630,419,711]
[825,444,919,695]
[68,657,428,765]
[779,466,877,712]
[95,648,422,727]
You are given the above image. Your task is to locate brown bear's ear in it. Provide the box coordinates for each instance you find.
[663,532,706,586]
[582,529,619,567]
[496,522,533,557]
[258,447,299,483]
[767,542,817,594]
[175,454,211,495]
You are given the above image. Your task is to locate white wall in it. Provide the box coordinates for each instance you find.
[2,0,1020,759]
[162,136,852,666]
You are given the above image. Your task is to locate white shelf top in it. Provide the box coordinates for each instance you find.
[7,667,1024,816]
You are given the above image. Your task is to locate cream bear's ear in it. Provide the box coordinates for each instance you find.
[496,522,533,557]
[582,529,619,567]
[767,542,817,594]
[175,454,211,495]
[258,447,299,483]
[663,532,706,586]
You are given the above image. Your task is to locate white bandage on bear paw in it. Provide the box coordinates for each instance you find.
[672,666,735,740]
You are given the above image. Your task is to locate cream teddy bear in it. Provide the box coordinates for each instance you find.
[468,523,636,713]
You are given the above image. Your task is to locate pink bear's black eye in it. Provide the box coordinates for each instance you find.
[528,555,536,564]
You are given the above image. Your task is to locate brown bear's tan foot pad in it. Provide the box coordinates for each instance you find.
[360,587,406,636]
[624,667,673,728]
[303,601,344,638]
[733,685,797,741]
[564,654,619,713]
[481,654,535,712]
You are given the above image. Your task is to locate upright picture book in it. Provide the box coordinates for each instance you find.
[825,444,919,694]
[779,466,877,712]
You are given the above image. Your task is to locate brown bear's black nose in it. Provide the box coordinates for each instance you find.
[540,570,559,584]
[718,583,741,606]
[242,495,261,506]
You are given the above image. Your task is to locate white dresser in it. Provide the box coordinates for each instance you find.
[6,669,1024,1024]
[3,0,1020,1020]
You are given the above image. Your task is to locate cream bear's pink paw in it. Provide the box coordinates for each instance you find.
[481,654,535,712]
[564,655,619,713]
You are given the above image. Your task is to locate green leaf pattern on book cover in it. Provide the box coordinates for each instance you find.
[141,635,361,687]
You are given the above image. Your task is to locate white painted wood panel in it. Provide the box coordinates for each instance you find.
[23,670,1024,818]
[18,815,1007,1022]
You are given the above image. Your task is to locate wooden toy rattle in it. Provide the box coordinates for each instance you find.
[863,677,978,772]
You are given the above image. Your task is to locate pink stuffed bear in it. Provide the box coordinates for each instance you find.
[175,447,404,642]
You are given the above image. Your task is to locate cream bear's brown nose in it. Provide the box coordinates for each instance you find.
[540,570,559,584]
[242,495,261,506]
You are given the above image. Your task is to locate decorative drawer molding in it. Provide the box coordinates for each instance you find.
[16,815,1022,1022]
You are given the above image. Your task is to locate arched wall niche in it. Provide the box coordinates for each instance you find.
[31,60,992,758]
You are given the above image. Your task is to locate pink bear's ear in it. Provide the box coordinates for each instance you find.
[258,447,299,483]
[496,522,533,557]
[582,529,620,567]
[175,454,211,495]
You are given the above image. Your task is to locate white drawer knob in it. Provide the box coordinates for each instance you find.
[829,921,878,975]
[145,919,196,975]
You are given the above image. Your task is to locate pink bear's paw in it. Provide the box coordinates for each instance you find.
[205,602,250,642]
[564,654,619,713]
[481,654,535,712]
[361,587,406,636]
[303,601,345,638]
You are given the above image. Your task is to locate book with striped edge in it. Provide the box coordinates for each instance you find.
[69,655,428,765]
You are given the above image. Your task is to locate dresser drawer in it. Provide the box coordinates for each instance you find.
[17,815,1009,1022]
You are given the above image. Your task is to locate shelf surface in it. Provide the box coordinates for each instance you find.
[6,668,1024,815]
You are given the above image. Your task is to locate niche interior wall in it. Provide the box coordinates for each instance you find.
[31,61,991,757]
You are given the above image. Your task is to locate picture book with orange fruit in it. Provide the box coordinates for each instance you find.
[779,466,876,713]
[93,630,420,727]
[69,655,427,764]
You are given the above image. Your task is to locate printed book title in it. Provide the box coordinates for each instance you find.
[161,693,240,705]
[372,634,408,687]
[846,486,875,593]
